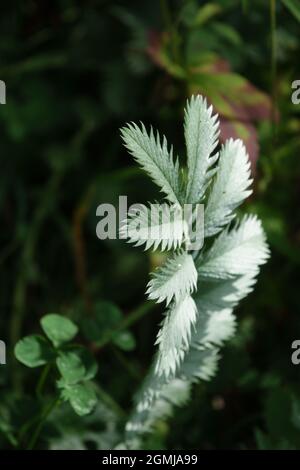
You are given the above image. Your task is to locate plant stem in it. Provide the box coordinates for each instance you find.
[270,0,277,141]
[18,364,52,444]
[111,345,142,381]
[160,0,180,63]
[72,185,96,313]
[10,172,62,389]
[241,0,248,13]
[96,301,155,349]
[36,364,51,399]
[10,120,94,389]
[160,0,172,32]
[95,384,126,419]
[26,396,60,450]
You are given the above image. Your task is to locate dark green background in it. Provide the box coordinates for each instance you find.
[0,0,300,450]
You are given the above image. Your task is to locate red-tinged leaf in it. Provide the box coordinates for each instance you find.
[238,81,272,121]
[146,30,164,68]
[145,36,271,170]
[146,29,273,124]
[219,119,259,172]
[190,56,231,75]
[189,72,272,122]
[146,30,185,79]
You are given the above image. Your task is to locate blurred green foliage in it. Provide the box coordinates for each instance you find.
[0,0,300,450]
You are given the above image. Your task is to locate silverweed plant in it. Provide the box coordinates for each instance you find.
[12,95,270,451]
[119,95,270,448]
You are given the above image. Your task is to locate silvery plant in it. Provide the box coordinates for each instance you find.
[119,95,270,448]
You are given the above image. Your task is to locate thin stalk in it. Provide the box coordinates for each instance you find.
[95,384,126,419]
[10,172,62,389]
[96,301,155,349]
[160,0,180,63]
[26,396,60,450]
[111,345,142,382]
[241,0,248,14]
[10,120,94,388]
[36,364,51,399]
[270,0,277,141]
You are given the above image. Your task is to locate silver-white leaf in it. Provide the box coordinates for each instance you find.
[119,96,270,447]
[204,138,253,237]
[121,123,182,205]
[178,346,220,384]
[198,215,270,280]
[155,295,198,377]
[146,252,197,305]
[185,95,219,204]
[120,203,189,251]
[125,378,190,442]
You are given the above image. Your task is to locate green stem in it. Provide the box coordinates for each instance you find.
[36,364,51,399]
[241,0,248,13]
[26,396,59,450]
[160,0,180,63]
[95,384,126,419]
[96,301,155,349]
[270,0,277,141]
[10,172,62,390]
[111,345,141,381]
[160,0,172,31]
[19,415,40,444]
[18,365,52,444]
[10,120,94,389]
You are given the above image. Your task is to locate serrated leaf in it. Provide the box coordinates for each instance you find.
[15,335,55,368]
[204,138,253,237]
[119,95,270,445]
[121,123,182,205]
[61,382,97,416]
[192,308,236,347]
[195,272,260,311]
[190,272,260,353]
[135,347,219,415]
[198,215,269,280]
[155,295,198,377]
[185,95,219,204]
[146,252,197,305]
[127,269,265,442]
[126,348,218,441]
[126,378,191,440]
[41,314,78,347]
[120,203,189,251]
[179,346,220,383]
